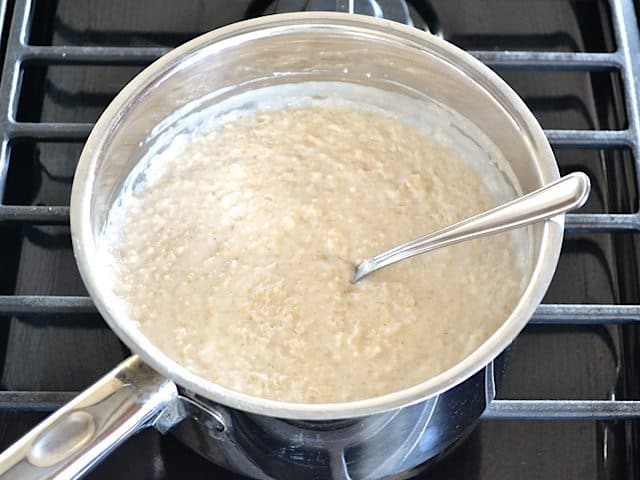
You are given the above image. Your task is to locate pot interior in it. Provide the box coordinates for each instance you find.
[72,13,562,419]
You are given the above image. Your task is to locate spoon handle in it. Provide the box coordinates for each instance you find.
[353,171,591,282]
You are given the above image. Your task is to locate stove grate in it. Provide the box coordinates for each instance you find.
[0,0,639,422]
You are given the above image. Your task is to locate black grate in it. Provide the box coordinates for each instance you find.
[0,0,639,453]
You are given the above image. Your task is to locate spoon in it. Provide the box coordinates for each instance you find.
[352,171,591,283]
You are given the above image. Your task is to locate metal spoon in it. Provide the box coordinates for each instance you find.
[352,171,591,283]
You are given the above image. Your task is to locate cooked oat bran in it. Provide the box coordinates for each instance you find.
[102,102,524,403]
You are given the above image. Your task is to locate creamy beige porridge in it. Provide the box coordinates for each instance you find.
[101,89,526,403]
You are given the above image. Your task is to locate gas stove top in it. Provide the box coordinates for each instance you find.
[0,1,639,479]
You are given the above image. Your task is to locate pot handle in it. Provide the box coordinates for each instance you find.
[0,355,177,480]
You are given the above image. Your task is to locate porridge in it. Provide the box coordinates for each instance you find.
[100,89,526,403]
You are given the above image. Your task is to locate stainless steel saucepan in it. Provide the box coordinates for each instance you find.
[0,13,565,480]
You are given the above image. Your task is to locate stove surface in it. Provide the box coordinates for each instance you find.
[0,1,639,479]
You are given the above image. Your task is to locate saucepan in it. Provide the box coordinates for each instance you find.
[0,12,564,480]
